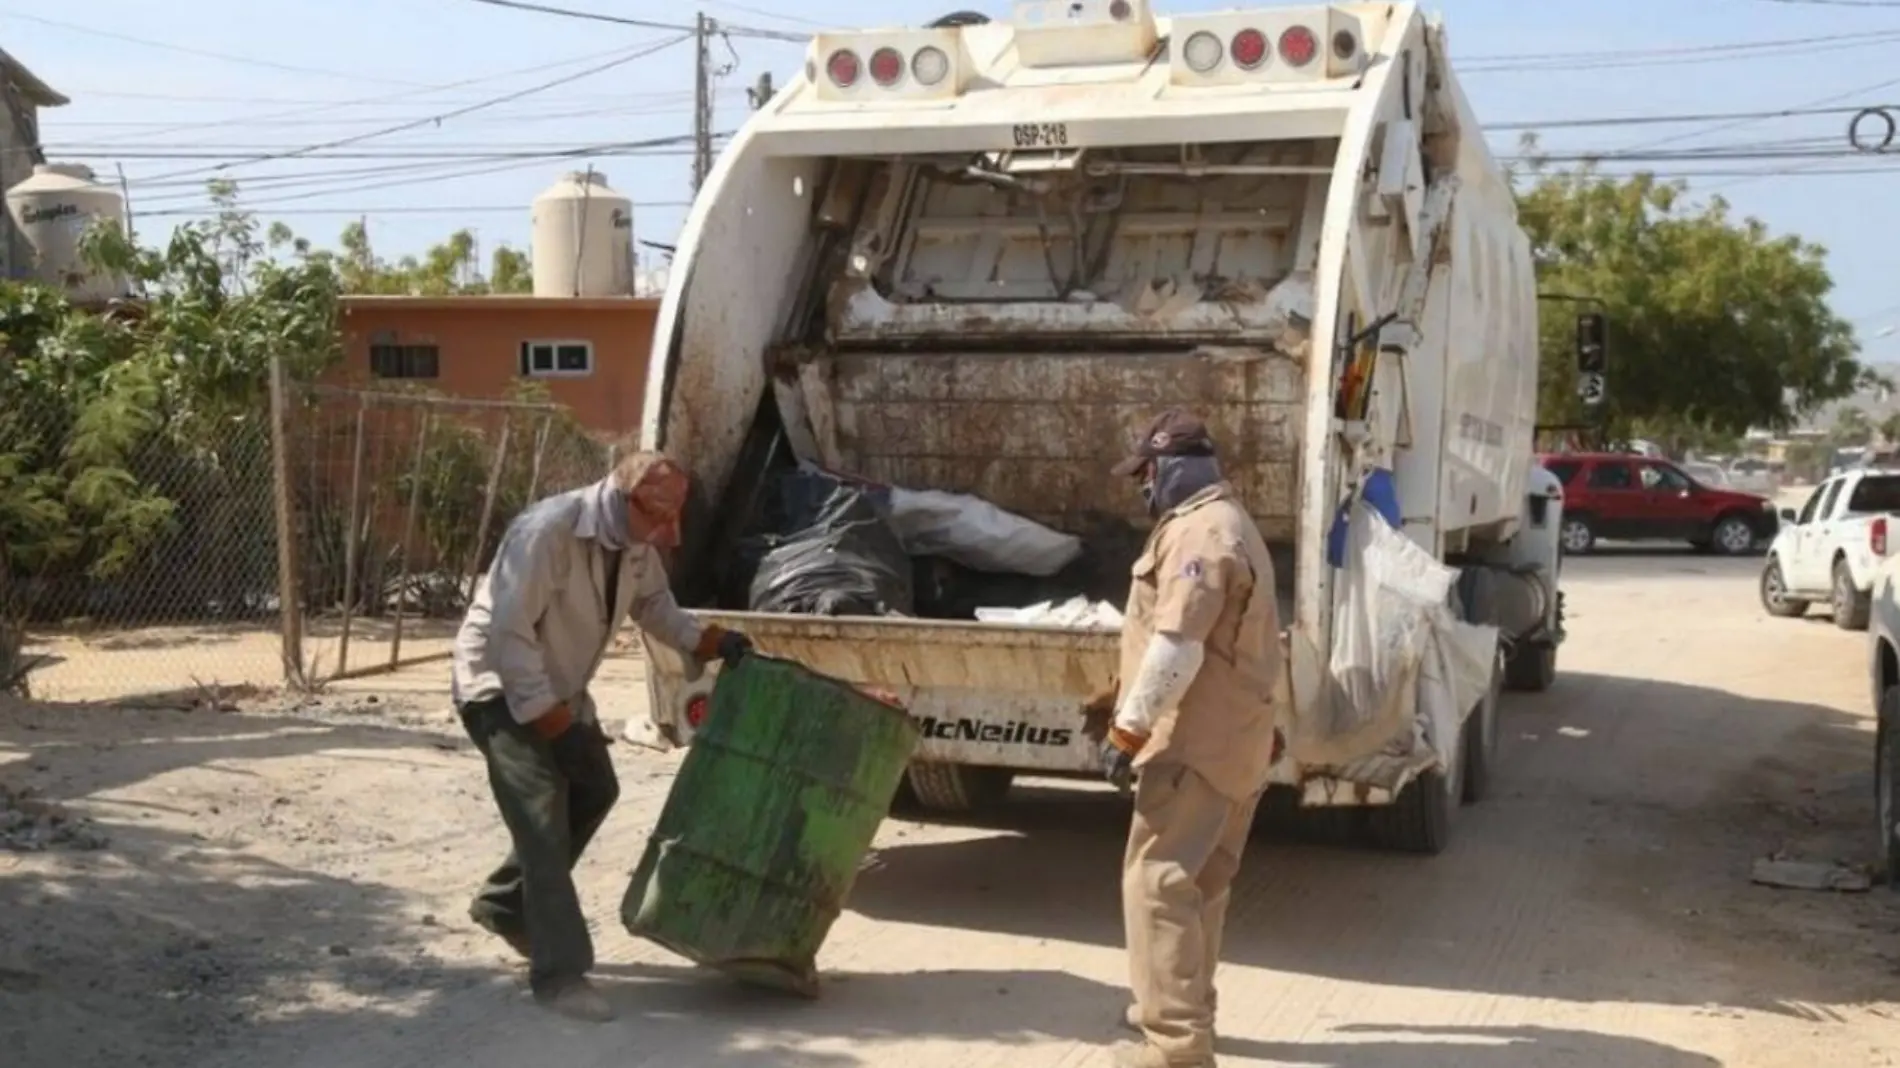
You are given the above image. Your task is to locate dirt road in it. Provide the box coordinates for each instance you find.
[3,549,1896,1067]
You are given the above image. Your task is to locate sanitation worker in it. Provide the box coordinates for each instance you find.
[451,450,752,1022]
[1094,410,1284,1068]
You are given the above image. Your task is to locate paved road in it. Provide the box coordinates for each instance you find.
[5,549,1896,1068]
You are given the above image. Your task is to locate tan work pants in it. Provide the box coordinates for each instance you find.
[1122,762,1260,1064]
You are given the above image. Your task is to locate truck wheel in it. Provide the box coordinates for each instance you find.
[1711,514,1759,556]
[1759,558,1809,618]
[1558,514,1595,555]
[1462,646,1504,804]
[1504,641,1557,692]
[1879,687,1899,890]
[901,763,1014,813]
[1366,767,1457,854]
[1831,558,1871,631]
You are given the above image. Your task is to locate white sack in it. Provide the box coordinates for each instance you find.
[974,596,1124,631]
[884,487,1083,577]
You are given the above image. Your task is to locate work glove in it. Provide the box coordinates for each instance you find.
[1100,727,1146,793]
[694,624,755,669]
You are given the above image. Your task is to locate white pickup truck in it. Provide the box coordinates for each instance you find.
[627,0,1568,854]
[1761,468,1900,630]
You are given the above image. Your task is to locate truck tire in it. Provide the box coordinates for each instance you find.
[1759,557,1809,618]
[1504,640,1557,692]
[1832,557,1871,631]
[1462,646,1504,803]
[1366,766,1457,854]
[1879,686,1899,890]
[901,762,1014,813]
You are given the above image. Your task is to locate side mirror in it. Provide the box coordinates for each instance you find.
[1779,508,1798,523]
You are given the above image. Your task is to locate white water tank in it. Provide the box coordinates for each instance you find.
[530,170,634,297]
[6,163,127,302]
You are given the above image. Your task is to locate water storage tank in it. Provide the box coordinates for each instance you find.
[530,170,634,297]
[5,163,128,302]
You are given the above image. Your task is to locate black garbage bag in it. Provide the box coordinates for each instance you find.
[747,470,914,616]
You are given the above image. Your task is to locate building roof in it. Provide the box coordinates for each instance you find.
[341,294,659,312]
[0,47,68,107]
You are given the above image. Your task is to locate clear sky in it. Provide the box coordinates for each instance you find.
[7,0,1898,359]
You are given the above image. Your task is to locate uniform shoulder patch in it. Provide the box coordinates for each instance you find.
[1182,558,1204,580]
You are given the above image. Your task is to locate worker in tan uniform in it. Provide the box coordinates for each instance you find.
[1096,410,1284,1068]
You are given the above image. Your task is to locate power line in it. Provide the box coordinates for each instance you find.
[0,9,422,87]
[1757,0,1900,6]
[135,200,694,220]
[1461,27,1900,64]
[1488,102,1879,131]
[457,0,805,41]
[133,33,694,185]
[1461,30,1900,73]
[71,44,700,149]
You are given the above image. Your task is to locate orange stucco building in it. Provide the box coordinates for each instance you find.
[333,295,660,435]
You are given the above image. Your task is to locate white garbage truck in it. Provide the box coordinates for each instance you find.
[625,0,1567,854]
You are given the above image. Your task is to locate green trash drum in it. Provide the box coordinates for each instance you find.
[620,654,920,996]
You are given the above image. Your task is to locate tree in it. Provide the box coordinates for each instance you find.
[334,221,533,296]
[1834,406,1872,446]
[1880,411,1900,445]
[1513,141,1863,442]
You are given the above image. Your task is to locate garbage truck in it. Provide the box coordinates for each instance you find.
[623,0,1568,854]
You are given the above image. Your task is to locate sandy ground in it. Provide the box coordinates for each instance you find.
[3,548,1897,1068]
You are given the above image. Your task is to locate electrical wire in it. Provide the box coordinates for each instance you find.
[130,33,694,186]
[1460,27,1900,64]
[135,200,695,221]
[70,46,703,148]
[0,9,424,87]
[1460,31,1900,73]
[457,0,806,41]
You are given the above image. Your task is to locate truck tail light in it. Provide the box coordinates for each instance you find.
[1230,28,1268,69]
[686,694,710,729]
[1183,30,1223,72]
[1874,517,1889,556]
[912,45,949,85]
[1279,25,1318,67]
[826,49,861,87]
[869,47,904,86]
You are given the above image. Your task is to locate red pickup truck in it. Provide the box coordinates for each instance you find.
[1537,452,1779,555]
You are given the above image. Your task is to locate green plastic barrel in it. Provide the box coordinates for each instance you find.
[620,654,920,996]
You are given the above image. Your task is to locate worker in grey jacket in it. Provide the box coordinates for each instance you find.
[451,450,751,1022]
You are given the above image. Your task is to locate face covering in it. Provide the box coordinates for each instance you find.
[588,476,631,551]
[1144,454,1223,516]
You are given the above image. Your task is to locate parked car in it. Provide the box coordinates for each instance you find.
[1681,461,1731,488]
[1760,469,1900,629]
[1537,452,1778,555]
[1860,555,1900,887]
[1728,458,1780,496]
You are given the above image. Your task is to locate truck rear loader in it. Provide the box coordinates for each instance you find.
[624,0,1567,854]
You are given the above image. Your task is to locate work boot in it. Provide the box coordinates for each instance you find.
[533,977,616,1023]
[1109,1040,1216,1068]
[1120,1004,1217,1045]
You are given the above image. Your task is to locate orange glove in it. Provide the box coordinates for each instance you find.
[531,701,574,741]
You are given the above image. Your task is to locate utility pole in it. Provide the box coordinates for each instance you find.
[692,12,715,192]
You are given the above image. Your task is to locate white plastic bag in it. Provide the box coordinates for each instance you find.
[974,596,1124,630]
[883,487,1083,577]
[1298,501,1452,764]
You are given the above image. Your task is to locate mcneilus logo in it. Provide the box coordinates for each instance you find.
[916,716,1074,747]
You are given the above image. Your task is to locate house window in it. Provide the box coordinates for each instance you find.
[520,340,593,377]
[369,343,439,379]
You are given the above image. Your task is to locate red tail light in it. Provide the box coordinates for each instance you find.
[1874,517,1888,556]
[869,47,904,86]
[1230,28,1268,69]
[1279,25,1318,66]
[826,49,861,87]
[686,694,710,729]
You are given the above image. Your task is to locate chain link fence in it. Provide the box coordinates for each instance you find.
[5,392,286,703]
[285,384,613,685]
[3,365,612,703]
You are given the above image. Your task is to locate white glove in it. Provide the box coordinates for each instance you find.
[1113,631,1205,735]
